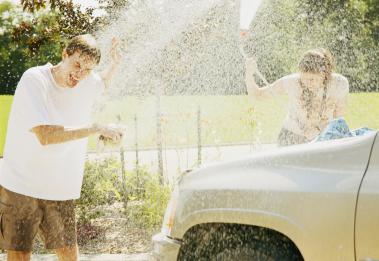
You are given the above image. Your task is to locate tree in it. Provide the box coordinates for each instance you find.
[20,0,131,29]
[0,0,98,94]
[296,0,379,91]
[20,0,99,36]
[246,0,379,92]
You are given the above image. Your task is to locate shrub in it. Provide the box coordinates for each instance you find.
[76,157,122,226]
[125,166,153,200]
[126,171,171,231]
[77,157,171,237]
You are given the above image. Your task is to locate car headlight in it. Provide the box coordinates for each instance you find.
[161,187,179,236]
[161,169,193,236]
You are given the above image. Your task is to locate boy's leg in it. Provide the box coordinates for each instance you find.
[39,199,78,260]
[0,186,41,258]
[55,245,78,261]
[7,250,32,261]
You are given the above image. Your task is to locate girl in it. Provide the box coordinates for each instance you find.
[245,49,349,146]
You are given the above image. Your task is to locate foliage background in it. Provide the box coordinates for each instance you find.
[249,0,379,93]
[0,0,378,95]
[0,0,99,94]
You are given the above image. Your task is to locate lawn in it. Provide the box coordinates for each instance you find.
[90,93,379,150]
[1,93,379,155]
[0,95,13,156]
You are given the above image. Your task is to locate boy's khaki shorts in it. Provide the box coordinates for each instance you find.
[0,185,77,251]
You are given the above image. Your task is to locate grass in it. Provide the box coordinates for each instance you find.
[91,93,379,150]
[1,93,379,155]
[0,95,13,156]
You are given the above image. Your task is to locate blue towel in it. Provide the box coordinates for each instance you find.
[315,118,375,142]
[352,127,374,136]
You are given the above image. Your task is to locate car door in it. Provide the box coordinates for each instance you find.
[356,132,379,261]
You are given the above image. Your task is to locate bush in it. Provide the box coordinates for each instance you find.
[125,170,171,231]
[124,166,154,200]
[78,157,171,233]
[76,157,122,226]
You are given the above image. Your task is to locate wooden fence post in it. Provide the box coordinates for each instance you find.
[117,114,128,209]
[134,114,141,195]
[197,106,202,166]
[155,84,164,185]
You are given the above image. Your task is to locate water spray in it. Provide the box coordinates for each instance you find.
[239,0,268,85]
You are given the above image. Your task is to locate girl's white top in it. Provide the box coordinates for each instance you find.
[267,73,349,140]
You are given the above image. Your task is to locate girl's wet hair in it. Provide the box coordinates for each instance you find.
[299,48,334,85]
[65,34,101,64]
[299,48,335,124]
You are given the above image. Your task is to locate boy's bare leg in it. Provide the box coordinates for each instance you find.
[7,250,32,261]
[55,245,78,261]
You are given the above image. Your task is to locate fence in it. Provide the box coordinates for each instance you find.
[96,102,262,186]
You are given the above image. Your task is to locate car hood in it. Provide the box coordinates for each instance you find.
[179,132,378,192]
[169,132,377,261]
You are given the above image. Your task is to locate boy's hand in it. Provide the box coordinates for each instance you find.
[110,37,121,66]
[100,37,122,88]
[95,124,125,145]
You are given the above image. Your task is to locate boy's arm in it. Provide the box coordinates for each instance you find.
[100,38,121,89]
[31,124,122,146]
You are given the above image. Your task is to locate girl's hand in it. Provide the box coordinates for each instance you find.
[245,57,258,73]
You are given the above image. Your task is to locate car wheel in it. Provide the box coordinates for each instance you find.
[213,244,273,260]
[178,224,303,261]
[211,240,296,261]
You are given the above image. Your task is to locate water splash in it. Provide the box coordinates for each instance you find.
[96,0,234,97]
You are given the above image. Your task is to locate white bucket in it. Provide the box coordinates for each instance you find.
[239,0,264,30]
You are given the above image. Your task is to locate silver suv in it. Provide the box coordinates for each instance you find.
[151,131,379,261]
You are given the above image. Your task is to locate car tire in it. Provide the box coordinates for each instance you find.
[178,224,303,261]
[213,243,273,260]
[211,240,299,261]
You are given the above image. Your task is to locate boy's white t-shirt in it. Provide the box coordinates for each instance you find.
[0,63,104,200]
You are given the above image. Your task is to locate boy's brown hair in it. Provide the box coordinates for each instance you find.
[65,34,101,64]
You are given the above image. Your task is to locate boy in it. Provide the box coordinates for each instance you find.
[0,34,123,260]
